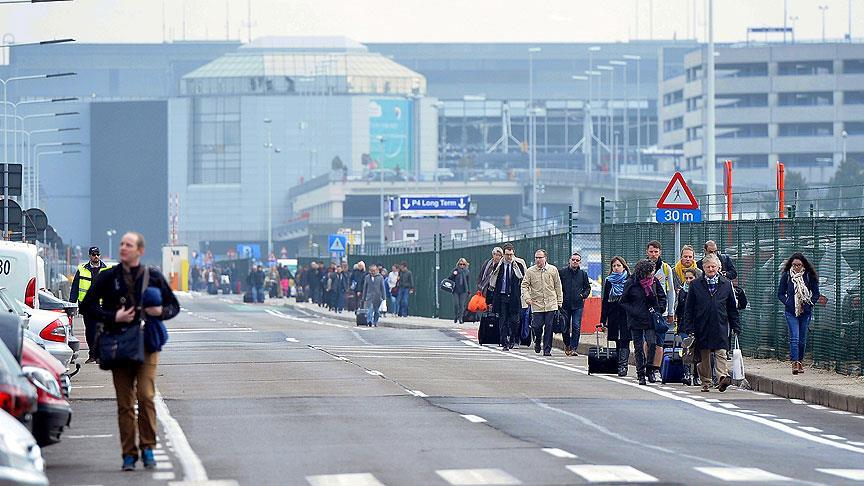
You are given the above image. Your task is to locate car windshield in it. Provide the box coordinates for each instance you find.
[0,289,23,317]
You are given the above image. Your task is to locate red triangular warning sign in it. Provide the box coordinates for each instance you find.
[657,172,699,209]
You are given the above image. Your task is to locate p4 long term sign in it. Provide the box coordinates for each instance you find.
[398,195,470,218]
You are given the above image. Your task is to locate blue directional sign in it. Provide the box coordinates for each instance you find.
[398,195,470,218]
[655,208,702,224]
[328,234,348,254]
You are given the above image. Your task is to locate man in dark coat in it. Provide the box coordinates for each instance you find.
[696,240,738,280]
[560,252,592,356]
[487,243,527,350]
[684,253,741,392]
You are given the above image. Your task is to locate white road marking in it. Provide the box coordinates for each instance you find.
[460,414,487,423]
[73,385,105,389]
[755,413,777,418]
[365,370,384,377]
[822,434,847,441]
[265,309,347,328]
[156,462,173,470]
[154,391,208,481]
[830,410,853,415]
[152,472,176,480]
[566,465,658,483]
[704,399,721,403]
[799,426,823,432]
[718,403,739,409]
[694,467,790,482]
[807,404,829,410]
[460,340,864,456]
[65,434,113,439]
[850,442,864,446]
[306,473,386,486]
[816,469,864,481]
[542,448,577,458]
[409,390,428,398]
[285,338,299,343]
[790,399,807,404]
[170,327,253,332]
[436,468,521,485]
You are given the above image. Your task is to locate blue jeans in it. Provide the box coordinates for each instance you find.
[563,307,584,349]
[630,328,657,377]
[785,311,812,361]
[397,288,411,317]
[366,302,380,326]
[255,286,264,303]
[336,292,346,313]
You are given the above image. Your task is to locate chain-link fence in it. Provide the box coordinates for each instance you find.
[601,216,864,376]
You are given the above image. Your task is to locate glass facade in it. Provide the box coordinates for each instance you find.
[192,97,241,184]
[778,92,833,106]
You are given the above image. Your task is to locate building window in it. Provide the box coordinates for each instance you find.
[717,124,768,138]
[716,63,768,78]
[778,122,834,137]
[686,65,703,82]
[778,60,833,76]
[192,97,241,184]
[845,122,864,135]
[778,92,833,106]
[663,90,683,106]
[686,126,703,141]
[779,153,834,167]
[843,59,864,74]
[716,93,768,108]
[685,155,702,170]
[716,154,768,168]
[663,116,683,133]
[686,96,703,112]
[844,91,864,104]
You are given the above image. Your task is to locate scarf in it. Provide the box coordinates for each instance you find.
[606,270,628,297]
[653,257,665,272]
[706,274,719,294]
[674,260,697,285]
[790,269,813,317]
[639,276,655,296]
[682,282,690,292]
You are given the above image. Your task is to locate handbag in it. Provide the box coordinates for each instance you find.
[142,286,169,353]
[552,310,566,334]
[439,278,455,293]
[733,285,748,310]
[731,335,745,380]
[653,311,670,334]
[467,291,488,313]
[98,267,150,370]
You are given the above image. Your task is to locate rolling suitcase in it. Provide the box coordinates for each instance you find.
[477,311,500,345]
[587,325,618,375]
[661,334,686,384]
[355,308,368,326]
[295,287,308,303]
[243,290,253,303]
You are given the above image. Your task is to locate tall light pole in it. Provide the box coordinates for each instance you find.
[1,73,75,163]
[106,229,117,260]
[25,127,78,208]
[790,16,800,43]
[819,5,830,42]
[623,55,642,167]
[597,65,614,153]
[376,135,386,248]
[587,46,601,172]
[264,118,273,260]
[528,46,541,222]
[706,0,717,206]
[849,0,854,41]
[610,60,628,171]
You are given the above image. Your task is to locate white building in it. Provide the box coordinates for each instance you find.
[658,43,864,187]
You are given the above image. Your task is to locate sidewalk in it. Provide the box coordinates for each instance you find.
[282,298,864,414]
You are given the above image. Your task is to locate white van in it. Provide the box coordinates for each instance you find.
[0,241,42,309]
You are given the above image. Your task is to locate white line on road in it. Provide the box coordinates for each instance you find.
[460,340,864,456]
[436,468,521,485]
[409,390,428,398]
[807,404,829,410]
[265,309,347,328]
[542,448,577,458]
[822,434,847,441]
[65,434,113,439]
[154,391,207,481]
[152,472,176,480]
[460,414,487,423]
[799,426,823,432]
[365,370,384,376]
[717,403,739,409]
[830,410,853,415]
[816,469,864,481]
[306,473,386,486]
[285,338,299,343]
[351,330,372,345]
[790,399,808,404]
[694,467,790,482]
[566,465,658,483]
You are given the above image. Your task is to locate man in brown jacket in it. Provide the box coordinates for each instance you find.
[521,249,563,356]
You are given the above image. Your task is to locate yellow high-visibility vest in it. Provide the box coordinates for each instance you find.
[77,263,112,303]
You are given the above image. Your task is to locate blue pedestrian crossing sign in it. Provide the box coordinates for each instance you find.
[328,234,348,254]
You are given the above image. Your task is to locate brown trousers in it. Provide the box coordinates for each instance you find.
[111,352,159,457]
[698,348,729,383]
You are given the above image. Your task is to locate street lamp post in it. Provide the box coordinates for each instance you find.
[106,229,117,260]
[376,135,386,249]
[610,60,628,172]
[587,46,601,172]
[528,47,541,223]
[842,129,849,163]
[263,118,273,260]
[24,127,78,208]
[623,55,642,167]
[819,5,829,42]
[597,65,615,154]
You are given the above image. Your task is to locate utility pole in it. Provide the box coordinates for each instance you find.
[706,0,717,210]
[819,5,829,42]
[528,47,541,223]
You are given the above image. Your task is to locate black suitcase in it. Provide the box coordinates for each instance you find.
[355,308,369,326]
[243,291,253,303]
[588,326,618,375]
[295,288,308,303]
[477,312,500,345]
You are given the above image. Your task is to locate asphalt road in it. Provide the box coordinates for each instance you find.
[44,293,864,486]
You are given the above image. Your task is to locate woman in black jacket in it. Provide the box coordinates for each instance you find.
[449,258,471,323]
[600,256,631,377]
[620,259,667,385]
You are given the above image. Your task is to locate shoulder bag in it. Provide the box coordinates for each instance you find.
[98,267,149,370]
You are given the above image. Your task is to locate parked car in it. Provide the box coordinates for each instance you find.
[21,339,71,447]
[0,336,37,430]
[0,409,47,486]
[35,290,80,367]
[0,242,44,309]
[13,298,74,370]
[0,291,27,362]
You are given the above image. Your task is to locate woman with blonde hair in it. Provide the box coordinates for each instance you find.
[449,258,471,323]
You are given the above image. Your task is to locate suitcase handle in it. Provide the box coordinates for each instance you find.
[594,325,611,358]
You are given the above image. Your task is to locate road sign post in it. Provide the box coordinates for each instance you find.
[328,234,348,259]
[656,172,701,256]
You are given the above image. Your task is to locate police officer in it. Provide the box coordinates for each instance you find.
[69,246,112,363]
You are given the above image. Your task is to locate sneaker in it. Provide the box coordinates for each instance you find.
[122,455,137,471]
[142,448,156,469]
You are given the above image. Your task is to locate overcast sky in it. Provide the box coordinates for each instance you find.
[0,0,861,44]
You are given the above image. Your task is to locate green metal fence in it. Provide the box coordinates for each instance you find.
[601,215,864,376]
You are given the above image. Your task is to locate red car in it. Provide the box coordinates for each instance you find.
[0,337,37,430]
[21,340,71,446]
